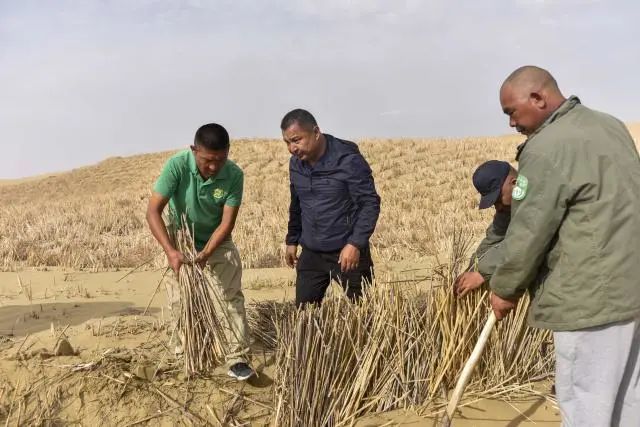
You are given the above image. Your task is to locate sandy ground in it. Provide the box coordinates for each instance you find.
[0,265,560,426]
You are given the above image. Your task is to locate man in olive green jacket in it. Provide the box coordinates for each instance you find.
[491,65,640,426]
[454,160,516,297]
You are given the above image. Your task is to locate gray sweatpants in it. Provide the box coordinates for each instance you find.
[554,318,640,427]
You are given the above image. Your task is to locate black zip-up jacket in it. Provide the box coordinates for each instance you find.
[286,134,381,252]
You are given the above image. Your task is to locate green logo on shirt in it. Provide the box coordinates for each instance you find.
[512,175,528,201]
[213,188,226,200]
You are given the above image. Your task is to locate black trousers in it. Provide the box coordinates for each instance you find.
[295,246,374,306]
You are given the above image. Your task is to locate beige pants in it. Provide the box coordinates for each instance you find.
[165,240,250,366]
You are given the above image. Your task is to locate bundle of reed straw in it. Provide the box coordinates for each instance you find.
[273,285,437,426]
[173,221,228,376]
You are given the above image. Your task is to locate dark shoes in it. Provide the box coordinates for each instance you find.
[227,362,254,381]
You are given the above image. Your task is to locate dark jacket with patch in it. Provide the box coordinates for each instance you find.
[286,134,381,252]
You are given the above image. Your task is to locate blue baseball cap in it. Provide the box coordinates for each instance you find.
[472,160,511,209]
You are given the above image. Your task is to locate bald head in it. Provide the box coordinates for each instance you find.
[503,66,559,92]
[499,65,566,136]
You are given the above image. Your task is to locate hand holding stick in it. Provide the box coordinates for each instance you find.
[441,311,498,427]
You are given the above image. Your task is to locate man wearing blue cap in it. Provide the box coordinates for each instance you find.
[454,160,517,297]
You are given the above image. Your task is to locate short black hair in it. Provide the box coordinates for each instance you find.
[280,109,318,131]
[194,123,229,151]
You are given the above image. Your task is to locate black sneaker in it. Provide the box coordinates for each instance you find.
[227,362,254,381]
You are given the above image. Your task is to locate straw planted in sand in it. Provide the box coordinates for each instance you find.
[268,231,554,426]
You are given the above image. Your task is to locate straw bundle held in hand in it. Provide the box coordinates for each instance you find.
[173,222,228,376]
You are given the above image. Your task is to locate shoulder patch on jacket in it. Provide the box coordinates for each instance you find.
[512,175,528,201]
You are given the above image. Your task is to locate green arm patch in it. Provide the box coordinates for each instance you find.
[512,174,528,201]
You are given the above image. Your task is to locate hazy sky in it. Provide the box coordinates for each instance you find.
[1,0,638,178]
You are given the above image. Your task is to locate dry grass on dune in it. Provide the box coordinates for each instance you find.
[0,152,167,270]
[2,126,639,271]
[0,136,523,271]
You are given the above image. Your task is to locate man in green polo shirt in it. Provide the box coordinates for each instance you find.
[146,123,253,381]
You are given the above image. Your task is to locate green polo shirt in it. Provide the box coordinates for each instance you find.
[153,149,243,251]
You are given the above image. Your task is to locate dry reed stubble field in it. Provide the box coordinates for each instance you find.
[1,127,638,271]
[0,314,275,426]
[0,233,553,426]
[0,135,525,271]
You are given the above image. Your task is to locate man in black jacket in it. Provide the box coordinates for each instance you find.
[281,109,381,306]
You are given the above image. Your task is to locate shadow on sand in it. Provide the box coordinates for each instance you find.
[0,301,159,336]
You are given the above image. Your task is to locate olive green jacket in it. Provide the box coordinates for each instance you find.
[490,96,640,331]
